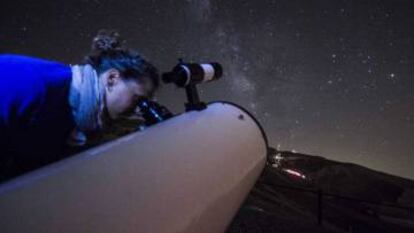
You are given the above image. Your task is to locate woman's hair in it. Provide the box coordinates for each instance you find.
[84,30,159,95]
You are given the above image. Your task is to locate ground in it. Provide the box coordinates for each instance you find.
[226,151,414,233]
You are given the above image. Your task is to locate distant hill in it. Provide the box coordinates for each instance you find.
[227,149,414,233]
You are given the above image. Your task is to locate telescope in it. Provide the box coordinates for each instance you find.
[0,60,268,233]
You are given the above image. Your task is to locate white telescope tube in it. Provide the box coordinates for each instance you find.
[0,102,267,233]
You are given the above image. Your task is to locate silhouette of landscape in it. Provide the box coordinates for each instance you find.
[227,150,414,233]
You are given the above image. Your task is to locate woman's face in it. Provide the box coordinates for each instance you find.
[101,69,153,120]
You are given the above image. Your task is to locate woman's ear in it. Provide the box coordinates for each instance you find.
[104,69,121,91]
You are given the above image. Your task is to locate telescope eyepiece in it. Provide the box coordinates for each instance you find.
[137,98,173,127]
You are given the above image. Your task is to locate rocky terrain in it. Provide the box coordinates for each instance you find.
[227,149,414,233]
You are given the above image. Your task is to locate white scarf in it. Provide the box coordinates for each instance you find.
[67,64,105,146]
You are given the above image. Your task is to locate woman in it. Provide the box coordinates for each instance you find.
[0,30,159,180]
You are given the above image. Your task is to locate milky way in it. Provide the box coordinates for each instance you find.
[1,0,413,178]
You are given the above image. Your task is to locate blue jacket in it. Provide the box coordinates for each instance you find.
[0,54,75,178]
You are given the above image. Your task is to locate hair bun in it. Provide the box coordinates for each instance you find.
[91,30,123,53]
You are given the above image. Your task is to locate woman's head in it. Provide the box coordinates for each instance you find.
[85,30,159,119]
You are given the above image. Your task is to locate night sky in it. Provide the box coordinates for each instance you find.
[1,0,413,178]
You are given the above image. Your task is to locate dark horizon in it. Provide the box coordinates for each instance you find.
[1,0,413,178]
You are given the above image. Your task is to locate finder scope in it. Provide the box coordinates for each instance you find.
[162,61,223,87]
